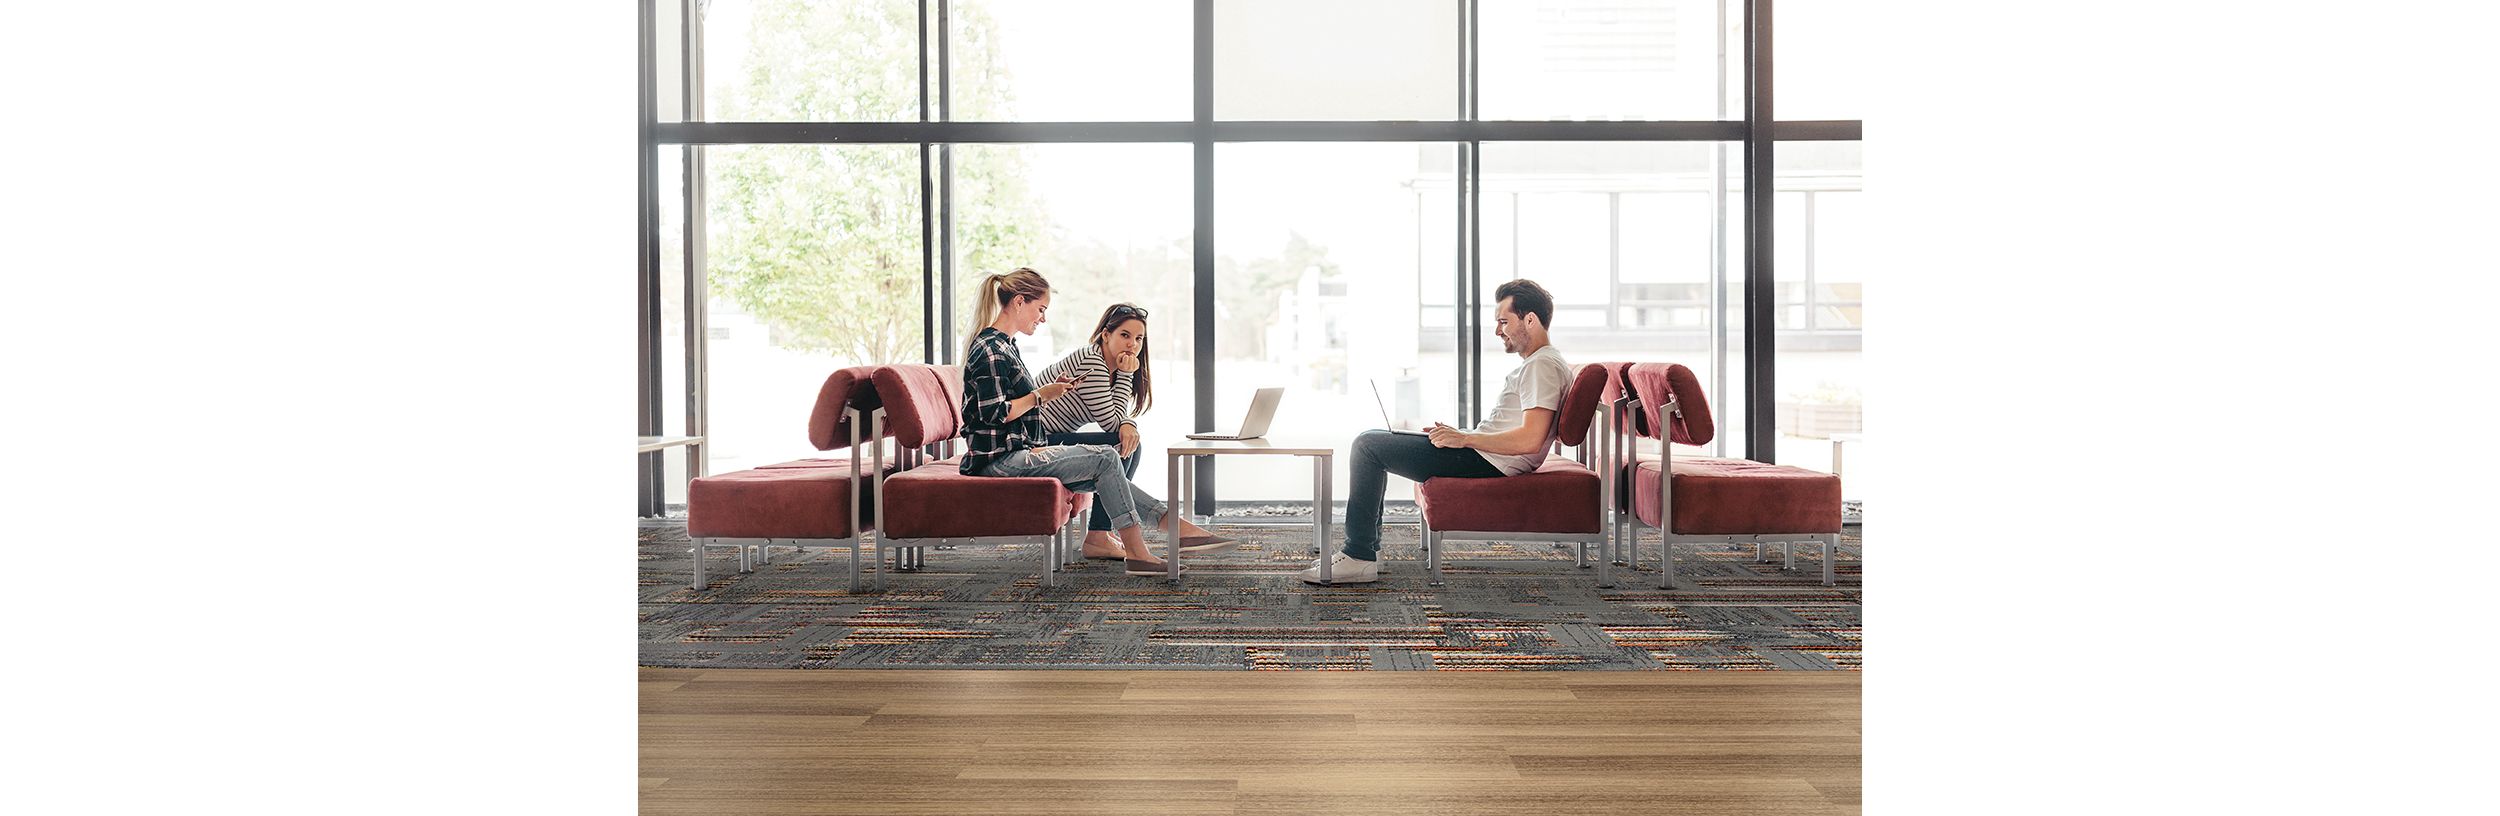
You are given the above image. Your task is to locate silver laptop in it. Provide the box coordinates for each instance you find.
[1187,387,1285,440]
[1370,380,1429,436]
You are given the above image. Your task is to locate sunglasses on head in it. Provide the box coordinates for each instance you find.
[1109,304,1148,319]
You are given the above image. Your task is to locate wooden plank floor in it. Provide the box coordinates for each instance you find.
[642,668,1860,815]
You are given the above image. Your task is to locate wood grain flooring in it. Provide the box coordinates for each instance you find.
[641,668,1860,815]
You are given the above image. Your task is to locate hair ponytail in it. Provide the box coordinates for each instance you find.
[969,273,1009,339]
[966,267,1052,354]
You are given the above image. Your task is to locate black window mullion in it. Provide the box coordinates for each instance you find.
[637,0,664,516]
[1191,0,1215,515]
[919,0,935,364]
[681,0,709,481]
[1743,0,1777,463]
[937,0,957,365]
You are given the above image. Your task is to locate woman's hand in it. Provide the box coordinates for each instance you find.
[1112,350,1140,373]
[1117,424,1141,456]
[1034,377,1077,403]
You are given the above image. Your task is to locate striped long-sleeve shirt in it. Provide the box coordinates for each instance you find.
[958,327,1050,475]
[1031,345,1137,436]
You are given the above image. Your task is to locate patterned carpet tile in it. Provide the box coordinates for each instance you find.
[638,521,1861,671]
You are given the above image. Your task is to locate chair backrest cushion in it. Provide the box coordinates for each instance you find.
[1554,363,1618,446]
[1609,361,1649,437]
[1624,362,1715,447]
[805,366,883,451]
[868,364,966,448]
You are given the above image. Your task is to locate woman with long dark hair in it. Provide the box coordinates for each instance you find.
[957,269,1231,576]
[1033,303,1234,559]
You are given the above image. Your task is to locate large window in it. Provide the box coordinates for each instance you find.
[1479,0,1735,121]
[1773,0,1864,121]
[951,143,1194,492]
[1213,0,1458,121]
[1775,141,1864,494]
[1218,143,1454,502]
[1478,141,1743,457]
[700,0,924,123]
[702,143,924,475]
[953,0,1190,121]
[641,0,1865,515]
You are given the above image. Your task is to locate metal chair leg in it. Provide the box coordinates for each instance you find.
[691,539,708,591]
[1783,540,1795,572]
[848,539,862,593]
[1424,523,1442,586]
[1822,534,1838,587]
[1660,536,1675,591]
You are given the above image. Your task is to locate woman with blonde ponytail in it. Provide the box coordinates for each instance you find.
[956,268,1226,576]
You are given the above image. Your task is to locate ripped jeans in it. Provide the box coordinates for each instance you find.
[975,444,1167,533]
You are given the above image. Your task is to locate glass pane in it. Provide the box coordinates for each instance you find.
[1773,141,1862,499]
[1214,0,1459,121]
[951,0,1189,121]
[659,148,691,505]
[1775,0,1866,121]
[1479,0,1732,121]
[703,0,923,122]
[702,144,924,475]
[657,0,688,122]
[1477,141,1737,457]
[1218,143,1458,503]
[951,143,1192,493]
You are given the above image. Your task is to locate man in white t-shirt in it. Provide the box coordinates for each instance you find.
[1303,279,1571,585]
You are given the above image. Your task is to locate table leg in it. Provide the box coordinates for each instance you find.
[1316,454,1334,583]
[1167,453,1183,584]
[1322,454,1334,567]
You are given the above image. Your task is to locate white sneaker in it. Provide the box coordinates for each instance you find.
[1298,553,1380,585]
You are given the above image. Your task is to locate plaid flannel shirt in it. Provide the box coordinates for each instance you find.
[959,327,1050,475]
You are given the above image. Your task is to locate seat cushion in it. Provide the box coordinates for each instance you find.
[1626,457,1842,535]
[880,458,1082,539]
[687,466,870,540]
[755,456,895,473]
[1413,458,1603,535]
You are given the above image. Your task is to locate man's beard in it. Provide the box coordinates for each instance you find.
[1500,334,1518,353]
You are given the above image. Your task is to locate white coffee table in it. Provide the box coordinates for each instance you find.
[1163,439,1336,584]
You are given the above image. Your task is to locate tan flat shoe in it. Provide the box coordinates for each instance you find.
[1177,535,1239,554]
[1124,559,1189,577]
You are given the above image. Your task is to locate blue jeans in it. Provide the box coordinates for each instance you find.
[977,443,1166,534]
[1048,431,1140,531]
[1343,429,1503,561]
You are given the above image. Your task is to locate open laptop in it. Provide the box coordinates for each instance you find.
[1369,380,1429,436]
[1187,387,1285,440]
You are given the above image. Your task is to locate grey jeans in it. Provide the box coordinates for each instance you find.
[977,444,1168,533]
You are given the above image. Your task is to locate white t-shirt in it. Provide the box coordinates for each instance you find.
[1472,345,1571,476]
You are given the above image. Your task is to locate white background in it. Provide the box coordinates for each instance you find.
[6,1,2496,813]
